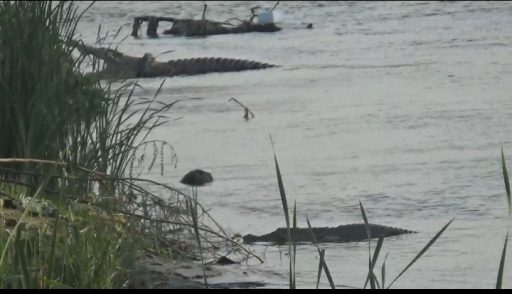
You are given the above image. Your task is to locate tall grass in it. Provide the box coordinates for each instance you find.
[271,136,296,289]
[0,2,101,173]
[497,147,511,289]
[497,232,508,289]
[0,182,139,288]
[0,1,252,289]
[386,218,453,289]
[501,147,511,215]
[0,162,140,288]
[306,216,335,289]
[270,145,512,290]
[0,1,177,198]
[358,200,453,289]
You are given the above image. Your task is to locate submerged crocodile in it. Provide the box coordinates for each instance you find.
[243,223,416,244]
[70,40,276,80]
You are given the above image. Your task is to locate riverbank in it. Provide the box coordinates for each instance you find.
[0,2,260,288]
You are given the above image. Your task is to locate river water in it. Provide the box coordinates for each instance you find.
[76,1,512,289]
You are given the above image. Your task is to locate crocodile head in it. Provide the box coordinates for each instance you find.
[142,53,156,63]
[243,234,258,244]
[136,53,157,77]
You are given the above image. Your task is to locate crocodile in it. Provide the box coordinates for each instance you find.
[243,223,416,244]
[69,40,276,80]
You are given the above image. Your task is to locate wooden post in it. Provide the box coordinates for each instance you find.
[131,18,143,37]
[202,4,207,20]
[147,16,159,38]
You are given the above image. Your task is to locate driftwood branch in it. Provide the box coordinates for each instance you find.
[131,16,176,38]
[130,3,281,38]
[228,98,255,121]
[202,4,207,20]
[271,1,280,12]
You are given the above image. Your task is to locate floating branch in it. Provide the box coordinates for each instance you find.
[130,4,281,38]
[228,98,255,121]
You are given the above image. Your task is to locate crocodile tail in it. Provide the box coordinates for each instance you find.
[371,224,416,238]
[167,57,276,76]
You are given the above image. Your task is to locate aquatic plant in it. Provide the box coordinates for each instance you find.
[271,140,453,289]
[497,147,510,289]
[271,136,297,289]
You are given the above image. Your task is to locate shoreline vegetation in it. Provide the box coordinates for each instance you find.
[0,2,258,288]
[0,1,509,289]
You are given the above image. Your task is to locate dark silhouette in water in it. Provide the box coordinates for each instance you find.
[130,1,281,38]
[180,169,213,186]
[131,8,281,38]
[243,223,416,244]
[69,40,276,80]
[228,98,255,121]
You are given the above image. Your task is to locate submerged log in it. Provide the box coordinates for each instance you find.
[69,40,276,80]
[162,19,281,37]
[243,223,416,244]
[131,16,176,38]
[131,16,281,38]
[147,16,159,38]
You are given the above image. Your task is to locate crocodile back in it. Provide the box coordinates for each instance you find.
[159,57,276,77]
[243,223,416,244]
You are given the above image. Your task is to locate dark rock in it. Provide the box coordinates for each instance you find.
[180,169,213,186]
[0,197,20,209]
[4,218,17,227]
[306,23,313,29]
[215,256,237,265]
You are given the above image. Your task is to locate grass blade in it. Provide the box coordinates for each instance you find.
[319,249,336,289]
[496,232,508,289]
[306,216,336,289]
[501,147,511,215]
[14,229,31,289]
[188,188,208,289]
[292,201,297,289]
[46,216,61,285]
[364,237,384,289]
[368,253,375,289]
[370,271,381,289]
[307,216,322,289]
[316,253,322,289]
[359,200,371,239]
[0,176,50,268]
[306,216,318,245]
[270,136,294,289]
[359,201,376,289]
[381,252,389,289]
[274,153,290,229]
[387,218,454,289]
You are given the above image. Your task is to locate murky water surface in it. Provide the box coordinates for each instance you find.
[77,1,512,288]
